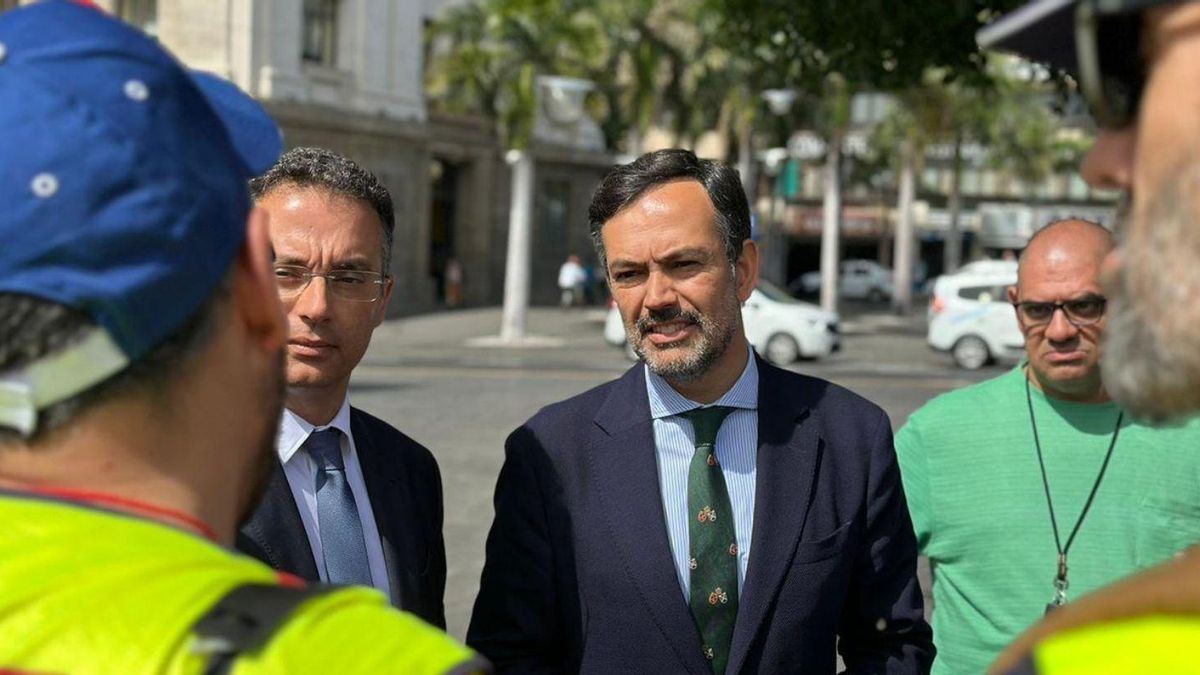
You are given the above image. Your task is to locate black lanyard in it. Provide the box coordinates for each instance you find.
[1024,370,1124,612]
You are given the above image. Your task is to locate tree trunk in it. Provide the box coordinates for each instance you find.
[944,130,964,274]
[892,139,916,315]
[499,150,535,342]
[819,131,843,314]
[737,123,757,205]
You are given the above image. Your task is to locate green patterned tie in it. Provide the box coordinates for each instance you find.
[682,406,739,674]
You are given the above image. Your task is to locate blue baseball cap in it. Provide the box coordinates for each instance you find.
[0,0,283,435]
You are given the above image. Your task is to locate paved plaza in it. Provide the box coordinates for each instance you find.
[351,304,1001,637]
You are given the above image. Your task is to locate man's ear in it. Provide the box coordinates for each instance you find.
[232,206,287,352]
[1006,284,1019,305]
[736,239,760,303]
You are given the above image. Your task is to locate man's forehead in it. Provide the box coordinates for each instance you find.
[614,179,712,219]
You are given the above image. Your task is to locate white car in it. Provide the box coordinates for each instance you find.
[796,259,895,301]
[604,280,841,365]
[927,260,1025,369]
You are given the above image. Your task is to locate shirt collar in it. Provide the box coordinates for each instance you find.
[645,348,759,420]
[277,396,353,464]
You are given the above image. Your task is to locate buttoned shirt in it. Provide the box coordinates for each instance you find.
[278,398,391,597]
[645,351,759,599]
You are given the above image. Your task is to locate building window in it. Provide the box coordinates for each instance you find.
[117,0,157,38]
[302,0,338,65]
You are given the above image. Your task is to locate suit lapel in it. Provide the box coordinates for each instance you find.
[726,358,821,675]
[590,366,712,675]
[240,463,320,580]
[351,409,419,608]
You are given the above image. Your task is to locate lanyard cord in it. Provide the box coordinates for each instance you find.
[1025,370,1124,581]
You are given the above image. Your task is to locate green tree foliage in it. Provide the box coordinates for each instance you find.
[426,0,734,151]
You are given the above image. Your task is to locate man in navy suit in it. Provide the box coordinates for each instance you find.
[237,147,446,627]
[468,149,933,673]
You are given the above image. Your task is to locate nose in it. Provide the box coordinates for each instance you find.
[1043,305,1079,343]
[1081,127,1136,191]
[292,276,332,323]
[643,269,678,311]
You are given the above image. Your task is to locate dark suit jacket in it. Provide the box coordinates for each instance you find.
[238,407,447,628]
[467,356,933,674]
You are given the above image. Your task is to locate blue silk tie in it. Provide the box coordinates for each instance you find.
[306,428,373,587]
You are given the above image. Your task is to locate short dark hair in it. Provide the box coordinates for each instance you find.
[249,147,395,273]
[0,283,229,445]
[587,149,750,270]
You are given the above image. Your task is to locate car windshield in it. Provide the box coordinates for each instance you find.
[756,279,801,304]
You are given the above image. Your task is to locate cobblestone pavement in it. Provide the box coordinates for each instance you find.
[351,303,1004,638]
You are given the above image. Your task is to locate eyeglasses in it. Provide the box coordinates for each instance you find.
[273,265,387,303]
[1012,295,1108,327]
[1074,0,1147,129]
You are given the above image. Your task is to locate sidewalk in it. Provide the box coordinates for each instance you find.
[364,306,626,372]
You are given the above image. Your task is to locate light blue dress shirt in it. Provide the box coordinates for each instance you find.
[645,351,759,600]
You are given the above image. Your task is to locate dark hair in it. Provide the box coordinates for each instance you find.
[0,283,229,445]
[249,147,395,273]
[587,149,750,270]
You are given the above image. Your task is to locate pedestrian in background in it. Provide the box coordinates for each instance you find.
[0,3,482,673]
[558,254,585,308]
[896,219,1200,674]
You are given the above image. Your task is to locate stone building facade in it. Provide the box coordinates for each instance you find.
[47,0,614,316]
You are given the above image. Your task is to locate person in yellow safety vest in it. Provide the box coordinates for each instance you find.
[977,0,1200,672]
[0,3,487,674]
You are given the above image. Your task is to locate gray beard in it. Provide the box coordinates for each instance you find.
[1102,165,1200,423]
[630,287,740,384]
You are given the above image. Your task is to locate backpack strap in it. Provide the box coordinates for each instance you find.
[192,582,338,675]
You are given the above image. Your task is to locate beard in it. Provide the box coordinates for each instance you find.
[236,347,288,526]
[1102,165,1200,423]
[628,284,740,383]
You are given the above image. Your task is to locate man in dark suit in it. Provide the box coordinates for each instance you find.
[237,147,446,627]
[468,149,933,673]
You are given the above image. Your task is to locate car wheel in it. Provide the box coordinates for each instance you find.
[952,335,990,370]
[764,333,801,366]
[624,340,639,362]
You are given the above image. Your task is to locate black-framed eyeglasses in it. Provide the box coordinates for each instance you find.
[1012,295,1108,327]
[273,264,387,303]
[1075,0,1148,129]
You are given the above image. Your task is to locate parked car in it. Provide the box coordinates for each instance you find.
[927,260,1024,369]
[794,259,895,301]
[604,280,840,365]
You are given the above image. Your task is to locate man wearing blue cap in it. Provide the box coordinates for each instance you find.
[978,0,1200,672]
[0,2,484,673]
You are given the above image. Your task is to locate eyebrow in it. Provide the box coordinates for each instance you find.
[1017,292,1106,303]
[607,246,712,271]
[273,255,377,271]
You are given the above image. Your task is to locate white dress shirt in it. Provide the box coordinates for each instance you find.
[646,350,759,599]
[278,398,391,597]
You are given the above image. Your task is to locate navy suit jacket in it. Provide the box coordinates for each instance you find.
[237,407,447,628]
[467,357,933,674]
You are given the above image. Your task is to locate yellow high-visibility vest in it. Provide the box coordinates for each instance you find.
[0,492,482,674]
[1024,616,1200,674]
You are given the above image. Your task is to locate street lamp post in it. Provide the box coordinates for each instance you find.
[759,89,798,288]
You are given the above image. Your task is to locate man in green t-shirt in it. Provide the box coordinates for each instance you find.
[0,4,484,674]
[895,219,1200,675]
